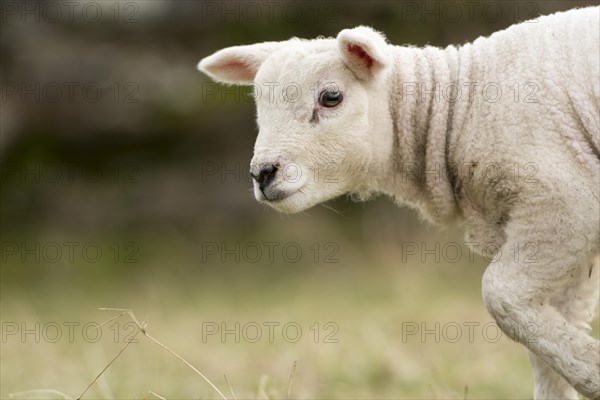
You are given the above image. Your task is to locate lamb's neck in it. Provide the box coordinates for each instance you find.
[382,44,465,224]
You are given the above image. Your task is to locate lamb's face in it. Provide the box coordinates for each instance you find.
[249,48,374,213]
[199,27,392,213]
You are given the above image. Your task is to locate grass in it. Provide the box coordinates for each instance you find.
[1,213,598,399]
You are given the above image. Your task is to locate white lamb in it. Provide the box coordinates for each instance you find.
[198,6,600,399]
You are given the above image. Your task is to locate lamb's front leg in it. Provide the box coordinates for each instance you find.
[484,256,600,399]
[528,352,580,399]
[480,204,600,399]
[527,256,600,399]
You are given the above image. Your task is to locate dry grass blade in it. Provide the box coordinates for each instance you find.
[12,309,228,400]
[224,375,237,400]
[95,309,129,328]
[98,308,143,328]
[147,391,168,400]
[99,308,228,400]
[143,332,228,400]
[287,361,297,399]
[76,328,142,399]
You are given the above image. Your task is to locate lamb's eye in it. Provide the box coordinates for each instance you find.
[319,90,343,107]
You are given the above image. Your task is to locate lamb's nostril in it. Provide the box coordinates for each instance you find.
[252,163,278,190]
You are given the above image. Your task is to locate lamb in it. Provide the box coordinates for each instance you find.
[198,6,600,399]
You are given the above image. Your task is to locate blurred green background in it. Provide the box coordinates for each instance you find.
[1,1,598,398]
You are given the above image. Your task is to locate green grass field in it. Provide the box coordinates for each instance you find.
[2,213,598,399]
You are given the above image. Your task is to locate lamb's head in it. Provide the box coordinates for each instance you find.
[198,27,395,213]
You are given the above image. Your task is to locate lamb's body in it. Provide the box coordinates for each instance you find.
[199,7,600,399]
[384,10,600,397]
[386,7,600,229]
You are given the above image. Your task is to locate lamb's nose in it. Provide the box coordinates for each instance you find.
[250,163,278,190]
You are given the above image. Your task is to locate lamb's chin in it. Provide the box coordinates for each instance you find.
[263,189,345,214]
[261,192,314,214]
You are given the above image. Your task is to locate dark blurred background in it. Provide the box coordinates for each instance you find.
[1,1,598,398]
[4,0,597,236]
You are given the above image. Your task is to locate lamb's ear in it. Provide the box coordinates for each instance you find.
[337,26,390,80]
[198,42,283,85]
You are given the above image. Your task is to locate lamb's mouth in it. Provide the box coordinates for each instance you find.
[261,188,296,202]
[257,184,318,214]
[258,186,303,204]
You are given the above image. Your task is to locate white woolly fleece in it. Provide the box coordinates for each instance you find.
[198,7,600,399]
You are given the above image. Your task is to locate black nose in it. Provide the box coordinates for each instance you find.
[250,163,278,190]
